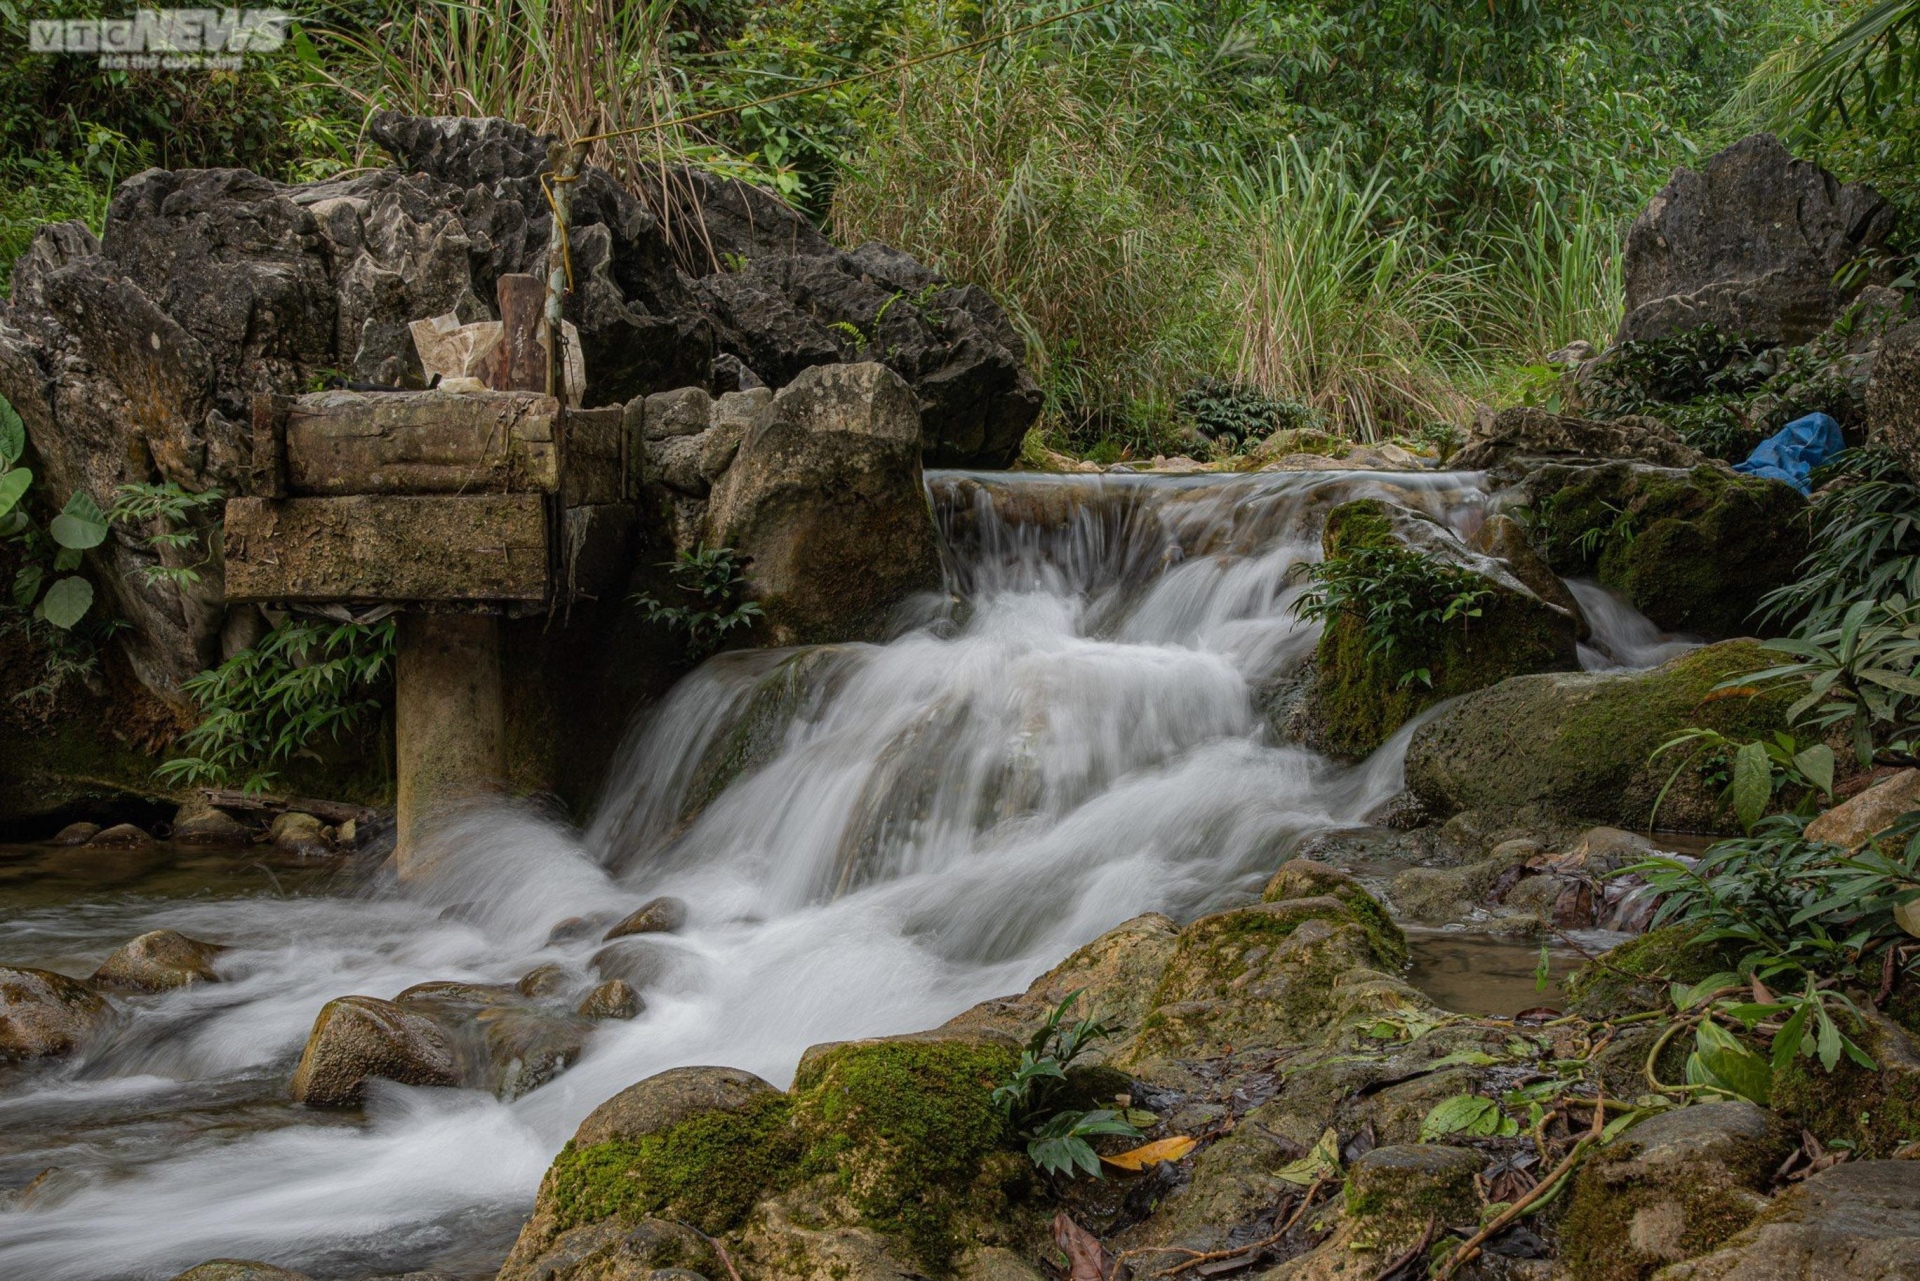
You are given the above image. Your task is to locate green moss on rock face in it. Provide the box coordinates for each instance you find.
[1305,499,1577,760]
[1261,860,1407,970]
[1565,925,1738,1019]
[1524,462,1808,637]
[1406,640,1794,832]
[1771,1009,1920,1158]
[790,1034,1026,1273]
[546,1090,803,1235]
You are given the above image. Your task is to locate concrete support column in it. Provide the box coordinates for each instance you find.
[394,612,506,880]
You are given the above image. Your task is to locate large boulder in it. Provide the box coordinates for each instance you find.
[287,995,460,1106]
[1290,498,1580,759]
[1518,461,1808,637]
[1454,406,1706,483]
[1620,133,1894,346]
[1656,1160,1920,1280]
[707,362,942,644]
[0,965,116,1061]
[1406,640,1794,832]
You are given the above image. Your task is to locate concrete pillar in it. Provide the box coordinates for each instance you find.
[394,612,506,880]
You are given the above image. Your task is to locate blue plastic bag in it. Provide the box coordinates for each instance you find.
[1733,412,1844,494]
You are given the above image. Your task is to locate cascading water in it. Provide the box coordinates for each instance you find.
[0,467,1677,1280]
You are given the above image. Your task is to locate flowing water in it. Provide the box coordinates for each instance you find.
[0,468,1683,1280]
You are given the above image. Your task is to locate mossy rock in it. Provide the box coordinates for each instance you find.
[1302,499,1578,759]
[1772,1007,1920,1159]
[1261,859,1407,969]
[1564,925,1739,1019]
[788,1031,1030,1273]
[1560,1102,1787,1280]
[1344,1144,1484,1251]
[1522,461,1808,638]
[1405,640,1794,832]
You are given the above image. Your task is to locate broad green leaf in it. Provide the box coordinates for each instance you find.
[1692,1021,1771,1105]
[1771,1002,1813,1071]
[1671,972,1741,1011]
[1731,740,1772,832]
[40,575,93,629]
[1793,744,1836,796]
[49,489,108,550]
[53,545,80,571]
[0,395,22,465]
[1419,1094,1516,1141]
[1276,1127,1343,1185]
[0,465,28,519]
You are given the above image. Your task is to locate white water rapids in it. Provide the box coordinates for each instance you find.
[0,469,1689,1279]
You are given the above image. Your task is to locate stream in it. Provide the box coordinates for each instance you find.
[0,468,1694,1280]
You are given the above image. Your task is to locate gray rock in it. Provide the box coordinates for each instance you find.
[49,821,100,845]
[604,896,689,940]
[1620,134,1894,346]
[87,823,155,847]
[91,929,226,993]
[0,966,116,1061]
[270,811,332,859]
[1868,321,1920,483]
[1452,406,1704,483]
[577,979,642,1021]
[591,939,675,990]
[288,995,460,1106]
[707,363,942,644]
[495,1215,718,1281]
[167,1264,315,1281]
[392,981,594,1101]
[572,1065,779,1148]
[1656,1159,1920,1279]
[171,798,253,846]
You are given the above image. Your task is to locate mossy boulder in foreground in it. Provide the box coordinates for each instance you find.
[1405,640,1793,832]
[1301,498,1580,759]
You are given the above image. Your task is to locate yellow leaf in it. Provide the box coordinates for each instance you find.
[1100,1135,1197,1171]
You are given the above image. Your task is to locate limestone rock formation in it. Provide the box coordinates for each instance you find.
[1453,406,1706,482]
[1619,133,1894,345]
[1868,319,1920,482]
[708,362,943,644]
[1655,1159,1920,1279]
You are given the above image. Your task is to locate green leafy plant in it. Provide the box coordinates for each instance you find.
[1176,378,1322,450]
[157,618,398,793]
[991,990,1141,1179]
[1649,728,1836,831]
[1759,447,1920,631]
[1292,544,1494,689]
[1738,595,1920,768]
[1420,1092,1519,1142]
[631,544,763,659]
[1,394,103,631]
[107,481,224,589]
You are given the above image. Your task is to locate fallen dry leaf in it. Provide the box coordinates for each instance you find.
[1051,1211,1112,1281]
[1101,1135,1197,1171]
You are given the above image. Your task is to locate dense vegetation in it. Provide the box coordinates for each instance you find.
[0,0,1901,455]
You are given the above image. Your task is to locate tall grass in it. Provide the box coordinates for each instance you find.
[1224,145,1476,441]
[1478,193,1625,363]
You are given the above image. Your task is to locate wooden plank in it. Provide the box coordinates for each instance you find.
[475,273,548,392]
[246,393,289,498]
[222,494,549,604]
[282,389,560,495]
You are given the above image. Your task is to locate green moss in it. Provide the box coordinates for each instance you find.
[1564,925,1737,1019]
[790,1037,1026,1273]
[1770,1013,1920,1158]
[1261,865,1406,969]
[1559,1154,1764,1281]
[1308,499,1574,759]
[546,1091,803,1235]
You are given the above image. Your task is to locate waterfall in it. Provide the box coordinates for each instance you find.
[0,467,1662,1280]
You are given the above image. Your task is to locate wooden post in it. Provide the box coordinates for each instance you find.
[545,142,588,407]
[393,612,506,880]
[478,273,549,393]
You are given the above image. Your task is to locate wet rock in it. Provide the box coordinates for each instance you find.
[943,912,1179,1049]
[1406,641,1793,832]
[1618,134,1893,346]
[168,1264,316,1281]
[171,798,253,846]
[591,939,675,990]
[49,821,100,845]
[604,896,689,940]
[0,966,116,1062]
[1262,860,1407,967]
[88,822,155,847]
[1293,498,1579,759]
[1562,1101,1790,1279]
[1518,461,1807,638]
[393,981,593,1101]
[1806,769,1920,851]
[91,929,226,993]
[577,979,642,1021]
[1454,406,1704,481]
[1473,511,1591,639]
[495,1217,718,1281]
[1771,1006,1920,1158]
[574,1065,781,1148]
[270,811,332,859]
[706,362,941,645]
[516,964,571,1000]
[1344,1144,1485,1251]
[288,995,460,1106]
[1656,1159,1920,1279]
[546,914,615,945]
